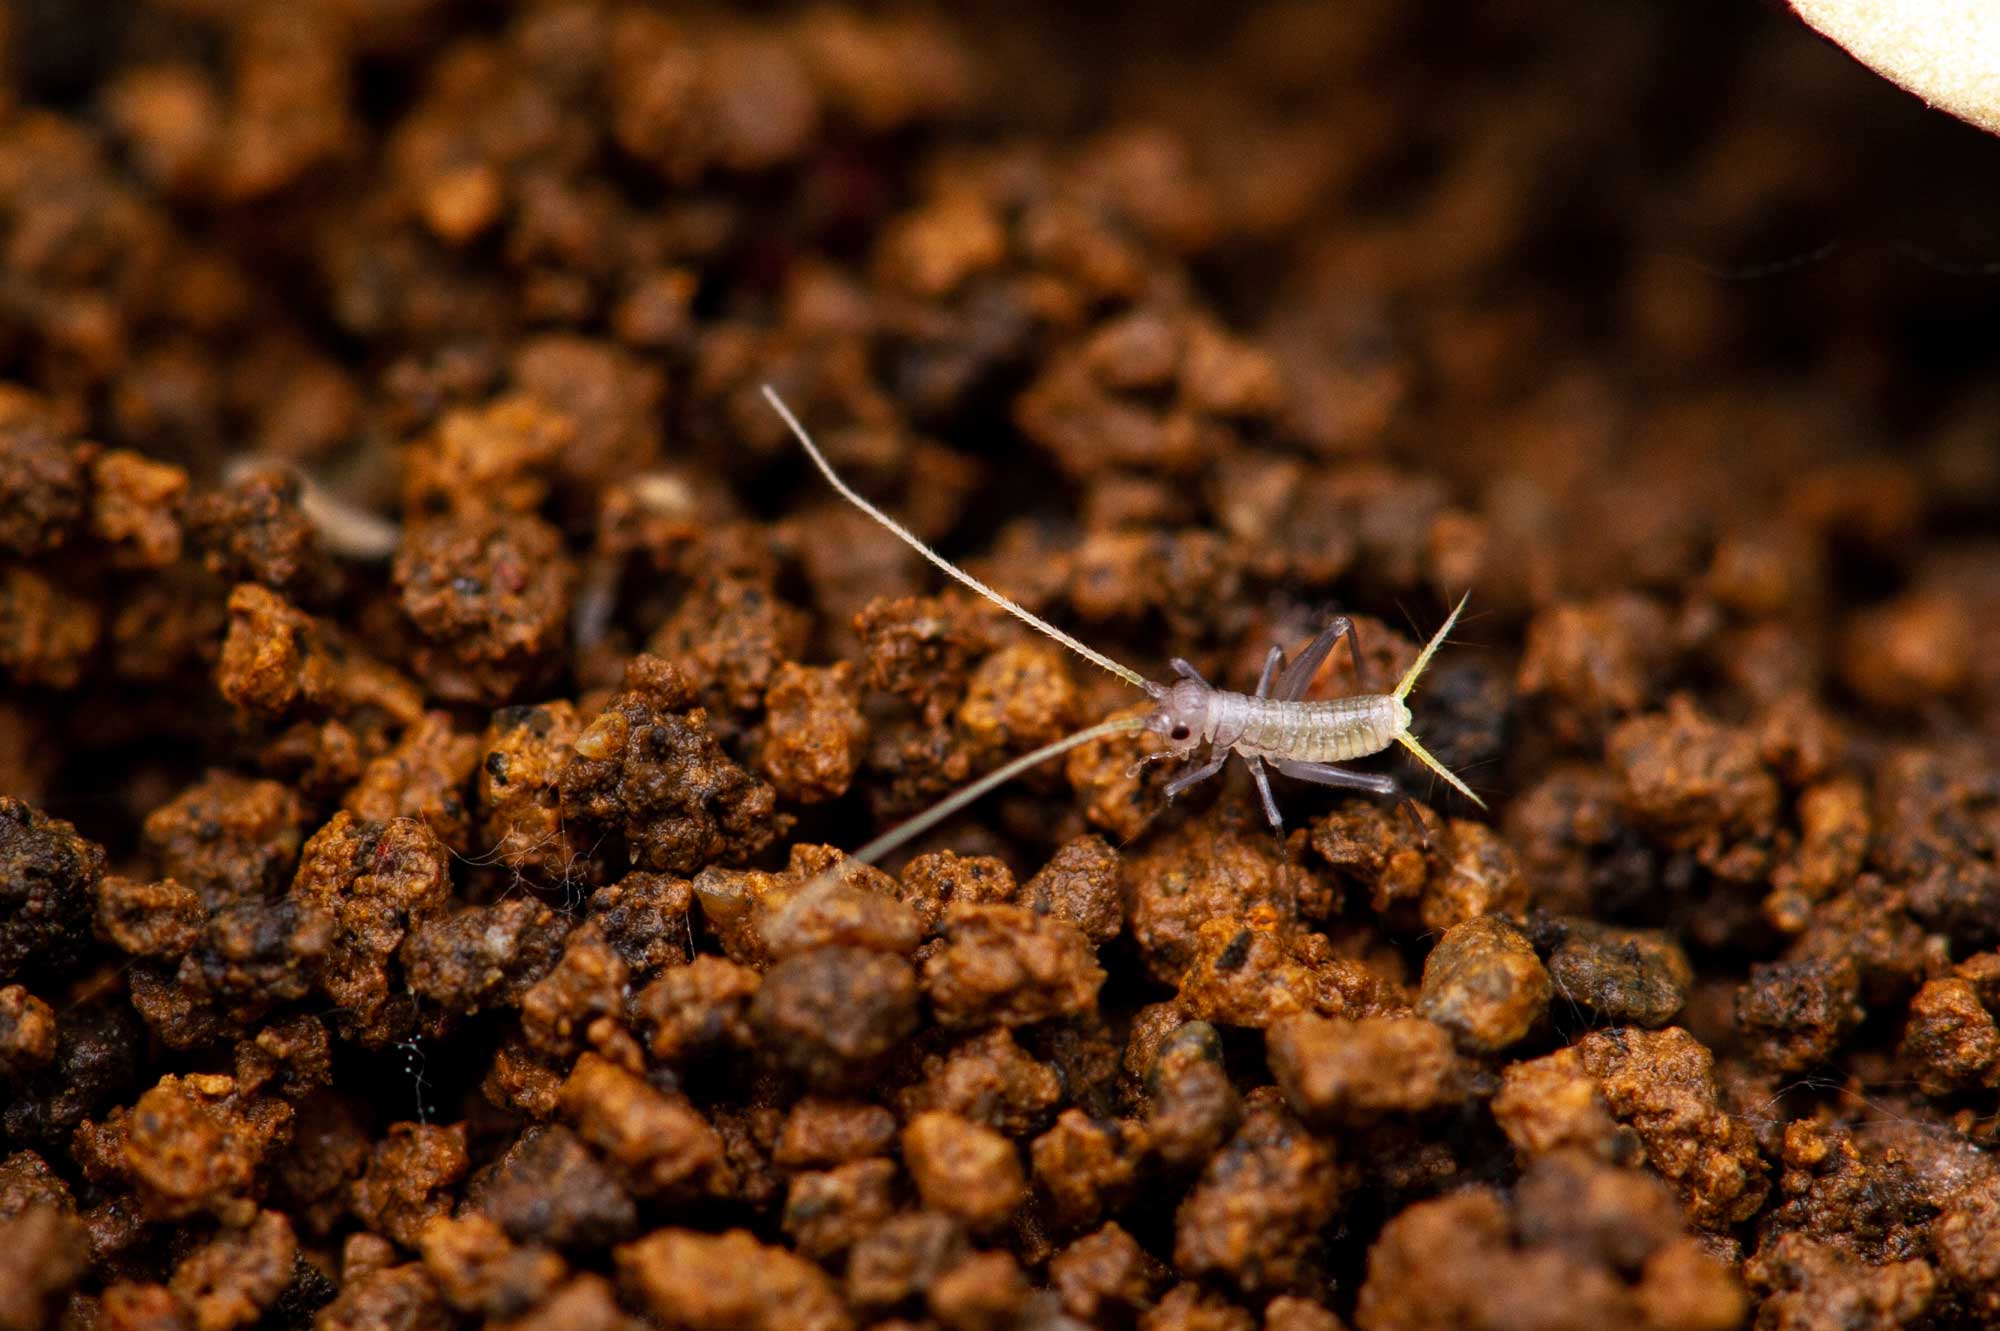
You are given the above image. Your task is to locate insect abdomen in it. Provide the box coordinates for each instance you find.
[1224,693,1406,763]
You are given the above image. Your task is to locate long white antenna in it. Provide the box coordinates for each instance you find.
[763,385,1149,690]
[773,715,1148,927]
[846,715,1145,870]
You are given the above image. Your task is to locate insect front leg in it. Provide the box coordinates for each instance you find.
[1246,755,1283,831]
[1163,749,1228,802]
[1170,657,1211,687]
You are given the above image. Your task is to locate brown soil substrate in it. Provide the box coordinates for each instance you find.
[4,3,2000,1330]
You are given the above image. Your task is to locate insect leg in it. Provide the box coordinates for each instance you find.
[1246,755,1283,830]
[1271,758,1398,795]
[1274,614,1365,700]
[1164,751,1228,801]
[1254,646,1284,699]
[1170,657,1211,687]
[1272,759,1432,846]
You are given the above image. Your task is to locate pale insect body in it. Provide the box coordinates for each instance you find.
[761,384,1483,879]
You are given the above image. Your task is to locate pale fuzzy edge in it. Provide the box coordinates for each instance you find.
[1791,0,2000,135]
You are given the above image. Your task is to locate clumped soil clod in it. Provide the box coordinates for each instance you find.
[3,3,2000,1330]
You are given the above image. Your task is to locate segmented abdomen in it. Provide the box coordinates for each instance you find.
[1208,692,1406,763]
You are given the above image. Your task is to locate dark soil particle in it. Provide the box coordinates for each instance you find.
[5,3,2000,1328]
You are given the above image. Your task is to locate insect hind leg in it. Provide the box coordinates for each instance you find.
[1275,613,1365,700]
[1255,645,1284,699]
[1271,758,1432,846]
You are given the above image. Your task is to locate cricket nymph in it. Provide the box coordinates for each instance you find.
[1128,590,1481,836]
[760,382,1485,875]
[1145,679,1411,764]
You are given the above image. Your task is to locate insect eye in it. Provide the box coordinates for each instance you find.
[1170,725,1190,741]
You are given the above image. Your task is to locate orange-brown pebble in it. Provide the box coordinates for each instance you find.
[634,955,762,1065]
[1266,1015,1466,1127]
[1175,919,1319,1028]
[1031,1109,1151,1229]
[1839,591,1974,711]
[342,712,482,854]
[758,662,867,804]
[96,875,204,959]
[1516,594,1673,745]
[1565,1027,1769,1231]
[0,567,100,690]
[1050,1222,1167,1324]
[1143,1019,1243,1171]
[0,985,57,1076]
[0,391,87,557]
[773,1098,899,1169]
[314,1263,446,1331]
[1312,801,1432,916]
[1353,1149,1744,1331]
[896,851,1019,935]
[782,1158,897,1259]
[1900,976,2000,1095]
[1141,1281,1257,1331]
[1021,834,1125,944]
[899,1026,1063,1136]
[901,1111,1028,1231]
[560,655,788,874]
[168,1209,296,1331]
[520,925,632,1063]
[476,700,585,881]
[289,812,451,1047]
[1545,921,1693,1029]
[921,903,1105,1028]
[464,1125,636,1250]
[1173,1096,1343,1295]
[557,1053,734,1202]
[1744,1232,1933,1331]
[1733,957,1864,1075]
[122,1074,293,1225]
[490,1275,644,1331]
[217,583,422,726]
[649,576,811,718]
[402,394,570,519]
[846,1212,969,1312]
[752,946,920,1090]
[1128,815,1312,979]
[0,1205,89,1331]
[1606,696,1778,880]
[614,1227,853,1331]
[394,511,571,705]
[350,1122,469,1248]
[90,449,186,568]
[1417,915,1551,1053]
[929,1248,1030,1331]
[1424,822,1530,933]
[417,1213,566,1318]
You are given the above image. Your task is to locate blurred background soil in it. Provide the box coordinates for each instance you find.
[3,2,2000,1330]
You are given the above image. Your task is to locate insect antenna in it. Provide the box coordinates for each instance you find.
[837,715,1146,874]
[763,385,1150,691]
[1391,592,1487,810]
[775,714,1148,921]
